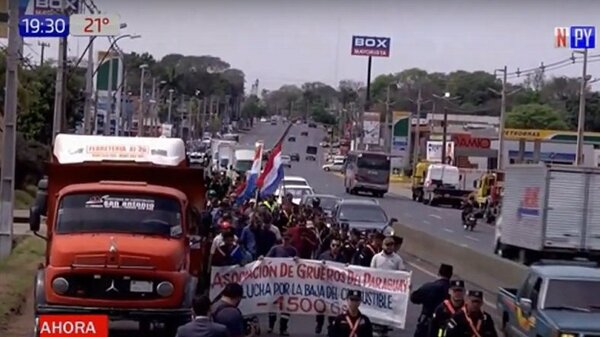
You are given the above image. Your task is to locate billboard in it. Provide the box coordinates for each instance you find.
[33,0,80,14]
[351,35,391,57]
[426,141,455,164]
[391,111,411,173]
[362,112,380,145]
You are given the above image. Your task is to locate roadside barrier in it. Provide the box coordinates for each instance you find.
[394,222,528,293]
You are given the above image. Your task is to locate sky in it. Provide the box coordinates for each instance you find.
[14,0,600,91]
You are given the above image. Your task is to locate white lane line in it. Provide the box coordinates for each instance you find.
[408,261,497,309]
[429,214,442,220]
[423,220,431,225]
[465,235,480,242]
[443,228,454,233]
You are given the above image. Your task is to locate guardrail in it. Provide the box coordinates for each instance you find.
[394,222,528,293]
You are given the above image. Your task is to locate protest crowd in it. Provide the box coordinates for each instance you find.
[176,169,497,337]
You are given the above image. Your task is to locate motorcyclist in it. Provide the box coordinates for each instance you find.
[461,196,477,223]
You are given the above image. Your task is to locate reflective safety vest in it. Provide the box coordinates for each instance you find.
[261,201,274,212]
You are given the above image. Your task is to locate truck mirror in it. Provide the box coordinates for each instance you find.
[29,206,41,232]
[473,179,478,189]
[35,179,48,216]
[518,297,533,315]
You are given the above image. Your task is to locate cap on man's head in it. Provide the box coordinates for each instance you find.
[467,290,483,299]
[347,289,362,300]
[439,263,454,278]
[450,280,465,289]
[383,237,395,246]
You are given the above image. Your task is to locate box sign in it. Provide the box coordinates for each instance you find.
[453,134,491,149]
[34,0,80,14]
[351,35,391,57]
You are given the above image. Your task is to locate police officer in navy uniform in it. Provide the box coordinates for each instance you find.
[410,263,454,337]
[429,280,466,337]
[328,290,373,337]
[445,290,497,337]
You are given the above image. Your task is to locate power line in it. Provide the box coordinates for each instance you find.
[503,54,600,80]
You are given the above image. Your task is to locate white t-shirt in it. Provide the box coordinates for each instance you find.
[370,251,406,271]
[210,233,239,255]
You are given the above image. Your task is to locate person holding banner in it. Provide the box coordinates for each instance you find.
[444,290,497,337]
[353,232,384,267]
[328,290,374,337]
[315,238,346,334]
[429,280,466,337]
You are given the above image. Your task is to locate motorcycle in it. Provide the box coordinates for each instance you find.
[463,212,477,231]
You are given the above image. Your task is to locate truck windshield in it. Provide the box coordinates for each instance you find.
[55,193,183,237]
[544,279,600,309]
[235,160,253,172]
[357,154,389,170]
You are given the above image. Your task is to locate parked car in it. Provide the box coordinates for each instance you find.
[308,123,317,128]
[322,160,344,172]
[320,141,330,148]
[301,131,308,136]
[288,136,296,142]
[290,153,300,162]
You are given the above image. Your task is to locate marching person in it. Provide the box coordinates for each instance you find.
[445,290,497,337]
[328,290,373,337]
[353,232,384,267]
[370,236,406,271]
[429,280,466,337]
[410,263,454,337]
[175,295,228,337]
[315,238,346,334]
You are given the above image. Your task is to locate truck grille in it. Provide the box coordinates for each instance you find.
[62,274,163,300]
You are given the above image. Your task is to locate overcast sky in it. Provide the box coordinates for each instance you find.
[16,0,600,90]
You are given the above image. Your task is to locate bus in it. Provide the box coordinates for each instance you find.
[344,151,390,197]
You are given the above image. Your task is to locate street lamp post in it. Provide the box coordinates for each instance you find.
[168,89,175,124]
[433,92,459,164]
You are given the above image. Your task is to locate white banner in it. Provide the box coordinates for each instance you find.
[426,141,455,163]
[362,112,381,145]
[210,258,412,328]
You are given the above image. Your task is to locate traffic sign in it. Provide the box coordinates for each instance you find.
[69,14,120,36]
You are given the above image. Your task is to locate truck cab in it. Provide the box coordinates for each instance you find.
[497,261,600,337]
[422,164,469,208]
[29,134,209,336]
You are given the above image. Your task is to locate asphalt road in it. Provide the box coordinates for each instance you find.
[238,122,496,254]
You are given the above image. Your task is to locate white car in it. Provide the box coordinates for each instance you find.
[281,155,291,168]
[260,117,267,122]
[320,141,330,148]
[282,176,310,188]
[275,184,314,204]
[322,161,344,172]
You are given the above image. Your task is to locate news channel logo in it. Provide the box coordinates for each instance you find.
[554,26,596,49]
[351,35,391,57]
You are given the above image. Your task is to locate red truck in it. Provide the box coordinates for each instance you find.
[29,134,209,336]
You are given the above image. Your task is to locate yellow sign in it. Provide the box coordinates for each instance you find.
[392,111,410,121]
[97,50,119,63]
[503,129,558,141]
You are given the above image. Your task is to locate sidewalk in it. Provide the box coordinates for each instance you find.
[389,182,412,199]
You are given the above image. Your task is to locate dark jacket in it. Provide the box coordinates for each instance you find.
[445,309,498,337]
[328,311,373,337]
[175,318,229,337]
[352,244,378,267]
[430,299,464,337]
[410,278,451,317]
[318,250,347,263]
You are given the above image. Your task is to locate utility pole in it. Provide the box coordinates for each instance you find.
[575,49,589,166]
[51,0,67,142]
[167,89,174,123]
[37,41,49,66]
[138,64,148,136]
[117,70,127,136]
[104,56,114,136]
[413,87,423,165]
[498,66,507,169]
[0,0,20,258]
[83,37,95,135]
[384,84,392,153]
[441,107,449,163]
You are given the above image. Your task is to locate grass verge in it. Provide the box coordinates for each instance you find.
[14,185,37,210]
[0,236,45,330]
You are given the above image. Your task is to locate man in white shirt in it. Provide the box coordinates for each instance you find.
[371,236,406,271]
[211,222,238,255]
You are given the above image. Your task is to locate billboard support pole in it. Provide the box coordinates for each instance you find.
[441,107,449,163]
[365,56,372,110]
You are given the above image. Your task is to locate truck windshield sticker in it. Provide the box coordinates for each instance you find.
[517,187,540,219]
[85,195,155,211]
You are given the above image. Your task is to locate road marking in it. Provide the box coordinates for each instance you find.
[443,228,454,233]
[423,220,431,225]
[408,261,497,309]
[465,235,480,242]
[429,214,442,220]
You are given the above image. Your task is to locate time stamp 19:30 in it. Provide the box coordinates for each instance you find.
[18,14,121,38]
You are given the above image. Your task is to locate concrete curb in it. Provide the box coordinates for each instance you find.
[395,222,528,293]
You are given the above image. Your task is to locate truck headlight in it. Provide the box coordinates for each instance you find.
[560,333,576,337]
[52,277,69,295]
[156,281,175,297]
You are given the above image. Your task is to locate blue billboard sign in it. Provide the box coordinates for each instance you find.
[351,35,391,57]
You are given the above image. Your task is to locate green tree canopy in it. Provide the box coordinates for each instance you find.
[506,103,569,130]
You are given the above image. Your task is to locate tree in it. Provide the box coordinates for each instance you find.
[506,103,568,130]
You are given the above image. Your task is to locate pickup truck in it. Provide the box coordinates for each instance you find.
[497,261,600,337]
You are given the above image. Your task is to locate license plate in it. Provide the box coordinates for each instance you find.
[130,280,153,293]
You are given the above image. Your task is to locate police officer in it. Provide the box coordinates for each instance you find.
[410,263,454,337]
[353,232,384,267]
[445,290,497,337]
[329,290,373,337]
[430,280,465,337]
